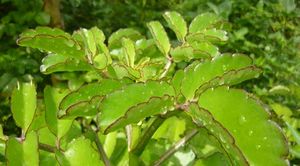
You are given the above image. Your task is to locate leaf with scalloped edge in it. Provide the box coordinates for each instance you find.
[98,81,175,132]
[6,131,39,165]
[108,28,144,49]
[56,137,103,166]
[163,11,187,42]
[58,79,128,119]
[186,29,228,43]
[170,42,219,62]
[181,54,260,100]
[40,54,93,74]
[194,86,288,165]
[104,96,173,133]
[11,82,36,133]
[147,21,170,56]
[44,86,73,139]
[17,27,84,58]
[189,13,220,33]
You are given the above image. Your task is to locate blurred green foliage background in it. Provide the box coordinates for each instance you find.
[0,0,299,163]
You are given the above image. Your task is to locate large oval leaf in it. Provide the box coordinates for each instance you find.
[56,137,103,166]
[147,21,170,56]
[189,13,220,33]
[6,131,39,166]
[98,81,175,132]
[11,82,36,133]
[163,11,187,42]
[181,54,261,100]
[104,96,173,133]
[194,86,288,165]
[59,79,128,119]
[17,27,84,58]
[44,86,73,139]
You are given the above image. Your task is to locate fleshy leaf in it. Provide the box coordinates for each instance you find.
[56,137,103,166]
[189,13,220,33]
[98,81,175,132]
[104,96,173,133]
[59,79,127,118]
[163,11,187,42]
[186,29,228,43]
[108,28,143,49]
[11,82,36,133]
[40,54,93,74]
[6,131,39,165]
[44,86,73,139]
[196,86,288,165]
[194,152,230,166]
[147,21,170,56]
[181,54,260,100]
[17,27,84,58]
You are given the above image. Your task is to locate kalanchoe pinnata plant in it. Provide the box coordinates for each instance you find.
[2,11,288,165]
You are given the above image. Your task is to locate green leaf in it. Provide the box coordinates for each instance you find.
[102,131,117,158]
[171,69,184,96]
[11,82,36,133]
[181,54,261,100]
[17,27,84,58]
[104,96,173,133]
[186,29,228,43]
[170,42,219,62]
[98,81,175,133]
[40,54,93,74]
[189,13,220,33]
[44,86,73,139]
[56,137,103,166]
[147,21,170,56]
[194,86,288,165]
[59,79,127,118]
[93,53,109,70]
[163,11,187,42]
[108,28,143,49]
[122,38,136,67]
[194,152,230,166]
[6,131,39,165]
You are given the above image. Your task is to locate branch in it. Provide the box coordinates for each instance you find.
[159,56,172,79]
[93,130,111,166]
[132,110,180,156]
[152,129,199,166]
[39,143,57,153]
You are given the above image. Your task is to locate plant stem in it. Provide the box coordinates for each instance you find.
[132,116,165,156]
[39,143,57,153]
[152,129,199,166]
[93,130,111,166]
[132,110,180,156]
[159,56,172,79]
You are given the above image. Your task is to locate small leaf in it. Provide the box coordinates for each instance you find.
[102,131,117,157]
[108,28,143,49]
[93,53,108,70]
[147,21,170,56]
[59,79,127,118]
[181,54,260,100]
[195,86,288,165]
[17,27,84,58]
[104,96,173,133]
[194,152,230,166]
[44,86,73,139]
[186,29,228,43]
[98,81,175,132]
[56,137,103,166]
[189,13,220,33]
[122,38,136,67]
[11,82,36,133]
[40,54,93,74]
[6,131,39,165]
[163,11,187,41]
